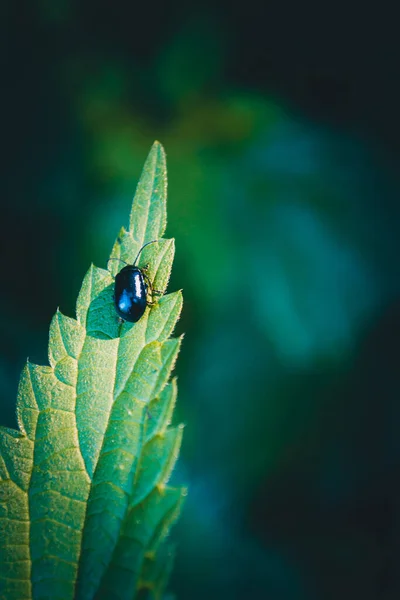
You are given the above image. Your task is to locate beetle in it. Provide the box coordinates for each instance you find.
[107,240,162,323]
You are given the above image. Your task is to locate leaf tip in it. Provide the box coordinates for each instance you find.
[152,139,165,152]
[147,140,166,168]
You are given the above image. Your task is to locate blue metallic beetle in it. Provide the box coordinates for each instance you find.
[108,240,162,323]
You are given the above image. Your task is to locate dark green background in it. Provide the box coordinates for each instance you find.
[2,2,400,599]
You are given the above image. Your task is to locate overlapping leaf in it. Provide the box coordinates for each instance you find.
[0,141,185,600]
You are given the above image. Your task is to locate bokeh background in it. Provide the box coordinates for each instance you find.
[2,2,400,599]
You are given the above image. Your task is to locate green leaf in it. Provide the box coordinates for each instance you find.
[0,141,185,600]
[129,140,167,247]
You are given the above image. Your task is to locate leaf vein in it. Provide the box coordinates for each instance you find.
[31,516,81,532]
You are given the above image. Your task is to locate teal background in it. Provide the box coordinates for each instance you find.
[1,3,400,599]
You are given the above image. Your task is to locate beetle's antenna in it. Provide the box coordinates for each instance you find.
[133,240,159,266]
[107,257,129,273]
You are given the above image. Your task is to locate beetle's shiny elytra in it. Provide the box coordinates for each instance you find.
[114,265,148,323]
[109,240,160,323]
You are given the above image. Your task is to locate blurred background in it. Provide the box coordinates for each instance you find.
[2,2,400,598]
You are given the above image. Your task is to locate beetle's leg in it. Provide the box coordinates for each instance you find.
[141,265,164,296]
[144,274,156,307]
[141,268,152,289]
[143,273,163,306]
[146,292,163,305]
[142,271,152,291]
[145,278,164,298]
[147,289,163,303]
[146,295,159,306]
[144,273,164,296]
